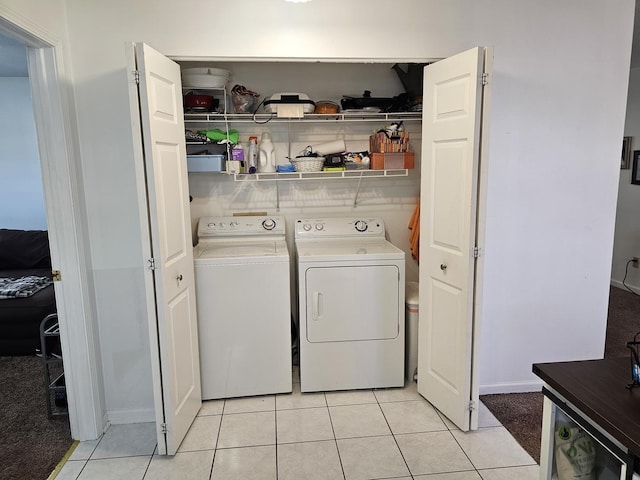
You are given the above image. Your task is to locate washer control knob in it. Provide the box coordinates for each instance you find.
[230,221,239,227]
[207,222,216,229]
[303,223,312,231]
[354,220,368,232]
[262,218,276,230]
[315,223,324,231]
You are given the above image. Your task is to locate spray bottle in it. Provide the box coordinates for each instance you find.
[247,136,258,174]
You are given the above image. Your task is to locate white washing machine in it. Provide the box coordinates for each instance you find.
[194,216,292,399]
[294,217,405,392]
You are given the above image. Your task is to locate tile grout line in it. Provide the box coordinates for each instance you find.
[376,389,414,478]
[140,446,155,479]
[47,440,80,480]
[209,401,225,479]
[274,403,279,480]
[430,403,485,474]
[72,437,100,479]
[447,426,481,474]
[324,391,348,480]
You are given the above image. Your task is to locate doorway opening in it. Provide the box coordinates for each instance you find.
[0,14,104,445]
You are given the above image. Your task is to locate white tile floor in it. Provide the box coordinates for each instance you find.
[55,368,539,480]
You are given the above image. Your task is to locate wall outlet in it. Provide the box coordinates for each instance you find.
[633,257,639,269]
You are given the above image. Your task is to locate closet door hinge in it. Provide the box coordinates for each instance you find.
[52,270,61,282]
[481,72,489,86]
[147,258,156,271]
[132,70,140,84]
[467,400,477,412]
[160,423,168,434]
[473,247,482,259]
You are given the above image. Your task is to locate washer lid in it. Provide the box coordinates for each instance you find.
[295,239,404,262]
[194,240,289,263]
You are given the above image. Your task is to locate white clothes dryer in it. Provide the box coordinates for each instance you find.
[194,216,292,399]
[294,217,405,392]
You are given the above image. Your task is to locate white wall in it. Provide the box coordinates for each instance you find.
[0,76,47,230]
[612,67,640,293]
[59,0,634,420]
[0,0,68,37]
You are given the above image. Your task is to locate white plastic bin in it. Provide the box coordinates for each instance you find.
[405,281,419,382]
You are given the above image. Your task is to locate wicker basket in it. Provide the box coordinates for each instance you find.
[291,157,325,172]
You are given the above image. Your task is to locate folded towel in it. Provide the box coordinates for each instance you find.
[408,202,420,261]
[0,276,53,299]
[198,129,239,144]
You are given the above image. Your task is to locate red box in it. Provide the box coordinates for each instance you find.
[370,152,414,170]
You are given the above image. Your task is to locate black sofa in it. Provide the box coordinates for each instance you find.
[0,229,57,356]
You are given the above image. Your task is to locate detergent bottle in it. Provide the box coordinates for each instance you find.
[258,132,276,173]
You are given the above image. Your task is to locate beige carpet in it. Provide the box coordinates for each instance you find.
[481,391,543,463]
[0,355,72,480]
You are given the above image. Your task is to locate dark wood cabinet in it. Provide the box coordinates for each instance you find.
[534,358,640,479]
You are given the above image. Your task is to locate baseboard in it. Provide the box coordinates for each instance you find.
[106,408,155,425]
[479,380,543,395]
[610,279,640,295]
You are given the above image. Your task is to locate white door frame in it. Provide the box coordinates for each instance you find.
[471,46,492,405]
[0,11,104,440]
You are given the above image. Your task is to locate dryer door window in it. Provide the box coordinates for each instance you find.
[305,265,400,343]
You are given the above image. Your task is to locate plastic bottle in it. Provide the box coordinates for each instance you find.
[247,136,258,174]
[258,132,276,173]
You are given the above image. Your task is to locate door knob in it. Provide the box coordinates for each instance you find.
[176,274,183,282]
[440,263,447,271]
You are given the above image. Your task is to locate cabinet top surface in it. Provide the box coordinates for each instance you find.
[533,357,640,457]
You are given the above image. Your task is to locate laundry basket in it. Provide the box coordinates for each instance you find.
[291,157,324,172]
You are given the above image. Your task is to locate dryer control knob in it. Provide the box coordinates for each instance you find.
[315,223,324,231]
[262,218,276,230]
[354,220,368,232]
[303,223,312,231]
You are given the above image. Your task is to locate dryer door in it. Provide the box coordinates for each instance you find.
[305,265,400,343]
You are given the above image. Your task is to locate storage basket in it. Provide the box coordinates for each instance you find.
[291,157,324,172]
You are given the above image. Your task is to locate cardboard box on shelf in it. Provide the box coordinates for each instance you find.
[370,152,414,170]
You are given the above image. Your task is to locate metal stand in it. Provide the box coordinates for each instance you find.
[40,313,67,418]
